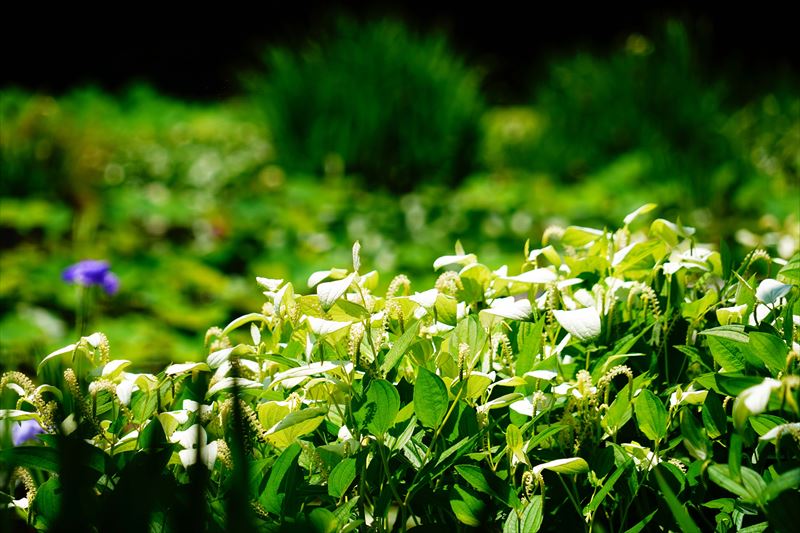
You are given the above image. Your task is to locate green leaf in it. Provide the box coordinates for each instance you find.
[654,468,701,533]
[308,508,339,533]
[562,226,604,247]
[0,442,105,474]
[0,446,60,473]
[264,408,326,449]
[634,390,668,442]
[334,299,370,320]
[328,458,357,499]
[602,382,634,436]
[414,367,449,429]
[450,484,487,527]
[261,443,301,515]
[379,320,421,375]
[680,410,709,460]
[532,457,589,475]
[700,325,749,343]
[702,392,727,439]
[705,336,746,373]
[745,332,788,375]
[777,253,800,284]
[365,379,400,436]
[707,465,766,503]
[762,468,800,502]
[455,465,516,507]
[30,477,61,529]
[503,495,542,533]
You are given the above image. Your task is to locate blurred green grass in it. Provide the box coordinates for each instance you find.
[1,20,798,367]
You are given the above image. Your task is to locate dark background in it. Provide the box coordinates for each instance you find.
[3,2,798,102]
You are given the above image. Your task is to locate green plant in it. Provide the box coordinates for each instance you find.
[247,18,484,191]
[2,207,798,531]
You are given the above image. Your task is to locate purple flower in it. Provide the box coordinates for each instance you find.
[12,419,44,446]
[63,260,119,295]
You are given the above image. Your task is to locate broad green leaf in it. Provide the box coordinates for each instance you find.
[328,458,357,499]
[261,443,301,515]
[532,457,589,475]
[503,495,542,533]
[456,464,491,494]
[562,226,604,247]
[650,218,695,246]
[450,484,487,527]
[702,392,727,439]
[745,332,788,375]
[634,389,668,442]
[452,372,493,399]
[777,253,800,284]
[414,367,448,429]
[435,293,459,325]
[681,289,718,320]
[680,410,709,460]
[602,382,633,436]
[364,379,400,436]
[552,307,601,341]
[705,336,746,373]
[762,468,800,502]
[613,240,661,274]
[264,408,326,448]
[379,320,421,375]
[700,324,749,343]
[333,299,370,320]
[707,464,765,503]
[456,465,516,507]
[0,446,60,473]
[317,273,355,311]
[308,508,338,533]
[0,441,105,474]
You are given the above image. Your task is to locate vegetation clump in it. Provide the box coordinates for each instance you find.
[2,207,798,531]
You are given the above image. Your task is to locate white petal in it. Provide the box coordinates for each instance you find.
[116,380,135,406]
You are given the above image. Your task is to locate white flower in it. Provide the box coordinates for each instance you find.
[171,424,217,470]
[733,378,782,431]
[759,422,800,442]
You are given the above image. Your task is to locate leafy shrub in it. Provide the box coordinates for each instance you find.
[247,19,484,191]
[531,21,776,217]
[2,210,798,531]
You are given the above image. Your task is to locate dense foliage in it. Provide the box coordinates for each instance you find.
[246,19,484,191]
[2,210,798,531]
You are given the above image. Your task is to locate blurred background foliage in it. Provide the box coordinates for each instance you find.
[1,18,798,368]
